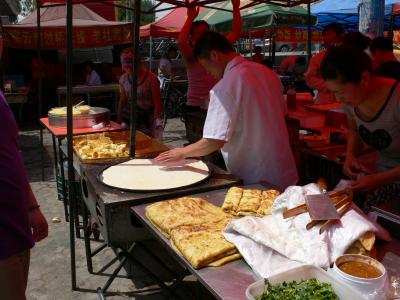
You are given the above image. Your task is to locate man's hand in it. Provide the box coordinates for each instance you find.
[29,208,48,242]
[187,6,200,21]
[155,148,187,164]
[351,173,383,193]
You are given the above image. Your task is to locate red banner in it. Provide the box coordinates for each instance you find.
[275,28,323,42]
[3,24,132,49]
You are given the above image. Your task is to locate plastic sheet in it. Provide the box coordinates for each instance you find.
[382,252,400,299]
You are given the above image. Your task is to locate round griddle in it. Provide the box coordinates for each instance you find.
[98,159,211,192]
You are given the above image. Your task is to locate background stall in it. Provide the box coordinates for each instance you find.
[2,4,132,116]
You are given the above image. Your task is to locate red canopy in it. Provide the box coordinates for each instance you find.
[394,2,400,15]
[140,7,190,38]
[3,4,132,49]
[37,0,319,8]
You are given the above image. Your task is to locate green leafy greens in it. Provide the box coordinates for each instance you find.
[255,278,339,300]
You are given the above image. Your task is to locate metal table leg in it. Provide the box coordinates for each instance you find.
[95,242,188,300]
[53,135,59,176]
[40,127,45,181]
[96,243,136,297]
[82,202,108,275]
[58,138,69,221]
[120,244,186,299]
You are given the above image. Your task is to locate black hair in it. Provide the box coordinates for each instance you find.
[193,31,234,60]
[320,44,372,83]
[322,23,344,36]
[83,61,94,69]
[369,37,394,53]
[296,56,306,66]
[190,20,209,35]
[167,45,178,53]
[342,31,371,50]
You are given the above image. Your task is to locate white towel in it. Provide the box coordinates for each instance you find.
[223,183,391,278]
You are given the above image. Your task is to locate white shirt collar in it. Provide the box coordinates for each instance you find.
[223,55,246,77]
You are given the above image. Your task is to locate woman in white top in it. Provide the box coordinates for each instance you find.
[321,44,400,210]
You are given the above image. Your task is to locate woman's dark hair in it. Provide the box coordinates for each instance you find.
[342,31,371,50]
[190,20,209,35]
[193,31,234,60]
[320,44,372,83]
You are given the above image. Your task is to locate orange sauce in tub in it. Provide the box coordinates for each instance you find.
[339,261,382,278]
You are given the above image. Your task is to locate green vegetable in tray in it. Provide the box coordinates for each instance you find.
[256,278,339,300]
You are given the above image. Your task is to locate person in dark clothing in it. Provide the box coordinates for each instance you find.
[369,36,400,79]
[0,89,48,300]
[0,28,4,91]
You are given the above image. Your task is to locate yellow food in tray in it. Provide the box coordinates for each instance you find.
[222,187,280,216]
[49,105,92,116]
[76,141,128,159]
[73,131,152,161]
[74,136,128,160]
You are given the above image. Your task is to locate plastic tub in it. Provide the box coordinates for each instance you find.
[333,254,388,299]
[246,265,365,300]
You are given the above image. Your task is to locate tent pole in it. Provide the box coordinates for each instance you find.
[129,0,141,157]
[388,4,395,42]
[149,36,153,72]
[359,0,385,38]
[307,2,312,61]
[271,27,276,66]
[37,1,45,181]
[66,0,77,291]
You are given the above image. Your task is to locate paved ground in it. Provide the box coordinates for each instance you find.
[20,118,209,300]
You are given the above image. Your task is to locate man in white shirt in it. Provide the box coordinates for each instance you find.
[84,61,102,86]
[305,23,343,104]
[156,31,298,190]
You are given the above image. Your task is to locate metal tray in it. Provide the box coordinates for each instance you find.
[48,107,110,128]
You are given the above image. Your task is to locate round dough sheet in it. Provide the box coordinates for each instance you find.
[99,159,210,191]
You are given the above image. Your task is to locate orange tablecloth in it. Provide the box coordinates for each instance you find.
[40,118,125,137]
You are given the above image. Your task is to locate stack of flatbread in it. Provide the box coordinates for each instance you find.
[146,197,240,269]
[345,231,376,257]
[222,187,280,216]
